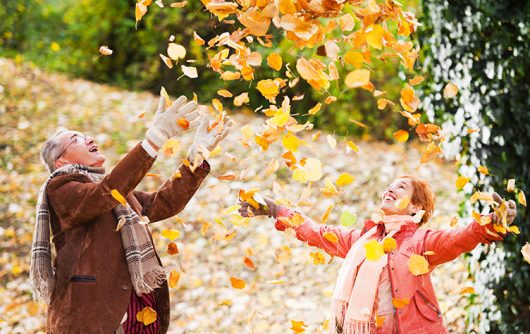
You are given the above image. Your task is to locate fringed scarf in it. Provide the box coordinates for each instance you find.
[329,215,415,334]
[30,164,166,303]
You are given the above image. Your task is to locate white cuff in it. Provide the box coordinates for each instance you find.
[141,139,159,158]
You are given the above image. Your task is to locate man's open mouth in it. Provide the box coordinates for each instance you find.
[89,146,99,153]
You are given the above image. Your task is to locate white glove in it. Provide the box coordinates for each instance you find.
[145,92,201,149]
[188,115,233,164]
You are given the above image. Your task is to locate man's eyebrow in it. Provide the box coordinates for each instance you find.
[70,133,79,139]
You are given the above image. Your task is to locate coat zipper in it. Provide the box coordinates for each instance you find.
[388,253,401,332]
[70,275,96,283]
[417,290,441,317]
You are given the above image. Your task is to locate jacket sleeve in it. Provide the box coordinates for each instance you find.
[47,143,156,231]
[274,208,361,258]
[133,160,210,223]
[424,215,505,267]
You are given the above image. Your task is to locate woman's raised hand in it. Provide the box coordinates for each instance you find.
[239,197,278,218]
[492,192,517,225]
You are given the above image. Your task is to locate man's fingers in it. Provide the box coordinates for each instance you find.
[188,118,201,129]
[169,95,189,113]
[492,192,503,205]
[175,101,197,116]
[198,116,210,133]
[156,94,165,113]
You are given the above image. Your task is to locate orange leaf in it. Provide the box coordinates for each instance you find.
[230,276,246,289]
[167,242,179,255]
[168,270,180,288]
[393,130,409,143]
[111,189,127,206]
[243,257,256,270]
[392,298,410,309]
[177,118,190,130]
[136,306,157,326]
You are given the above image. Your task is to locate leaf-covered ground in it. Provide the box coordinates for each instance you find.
[0,58,470,333]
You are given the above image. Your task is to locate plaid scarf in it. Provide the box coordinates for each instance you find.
[30,164,166,303]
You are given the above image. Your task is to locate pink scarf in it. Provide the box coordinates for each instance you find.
[329,215,415,334]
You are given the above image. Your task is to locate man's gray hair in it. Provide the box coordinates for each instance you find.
[40,128,68,173]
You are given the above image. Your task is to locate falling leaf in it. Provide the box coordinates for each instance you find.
[324,96,337,104]
[169,270,180,288]
[290,320,307,333]
[193,31,205,45]
[522,243,530,264]
[455,176,470,190]
[408,254,429,276]
[167,242,179,255]
[135,2,148,28]
[470,191,494,204]
[340,210,357,227]
[264,159,279,176]
[160,86,172,109]
[392,298,410,309]
[477,166,489,175]
[181,65,198,78]
[243,257,256,270]
[366,24,384,50]
[296,57,329,90]
[177,118,190,130]
[507,179,515,192]
[167,43,186,60]
[336,173,354,186]
[217,89,233,98]
[383,237,397,253]
[396,196,410,210]
[408,75,424,86]
[266,279,286,284]
[98,45,113,56]
[136,306,157,326]
[443,82,459,99]
[115,216,126,232]
[321,178,339,197]
[377,98,394,110]
[267,53,283,71]
[375,314,386,328]
[364,240,384,261]
[221,71,241,80]
[170,1,187,8]
[234,92,249,106]
[230,276,246,289]
[393,130,409,143]
[459,286,475,295]
[321,205,334,224]
[344,50,364,68]
[161,229,181,240]
[472,211,491,226]
[518,190,526,206]
[345,69,370,88]
[282,133,306,152]
[308,102,322,115]
[257,79,281,102]
[111,189,127,206]
[346,140,359,153]
[508,225,520,234]
[239,188,261,209]
[310,251,325,265]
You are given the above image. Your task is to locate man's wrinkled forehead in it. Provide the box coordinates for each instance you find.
[54,130,82,145]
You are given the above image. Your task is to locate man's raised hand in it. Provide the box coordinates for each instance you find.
[145,91,201,149]
[188,115,233,165]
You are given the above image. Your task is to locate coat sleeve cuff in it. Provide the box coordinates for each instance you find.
[141,139,159,158]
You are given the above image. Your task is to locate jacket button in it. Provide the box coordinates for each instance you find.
[395,289,398,292]
[391,267,395,270]
[122,284,128,290]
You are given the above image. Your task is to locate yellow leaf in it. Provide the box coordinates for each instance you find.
[518,190,526,206]
[472,211,491,226]
[392,298,410,309]
[292,158,322,183]
[377,98,394,110]
[321,178,339,197]
[278,0,296,14]
[522,243,530,264]
[282,133,306,152]
[408,75,425,86]
[443,82,459,98]
[393,130,409,143]
[364,239,384,261]
[344,51,364,68]
[326,135,337,149]
[170,1,187,8]
[308,102,322,115]
[234,92,249,106]
[264,159,279,176]
[459,286,475,295]
[455,176,470,190]
[111,189,127,206]
[193,31,205,45]
[291,213,305,227]
[310,251,326,265]
[239,188,260,209]
[477,165,489,175]
[375,314,386,328]
[200,221,211,236]
[267,53,283,71]
[161,229,181,240]
[506,179,515,192]
[167,43,186,60]
[366,24,384,50]
[135,2,148,27]
[345,69,370,88]
[470,191,494,204]
[321,205,334,224]
[324,96,337,104]
[98,45,113,56]
[256,79,281,102]
[296,57,329,90]
[115,216,126,232]
[336,173,354,186]
[383,237,397,253]
[396,196,410,210]
[347,140,359,153]
[221,71,241,81]
[508,225,520,234]
[169,270,180,288]
[408,254,429,276]
[217,89,233,98]
[136,306,157,326]
[290,320,307,333]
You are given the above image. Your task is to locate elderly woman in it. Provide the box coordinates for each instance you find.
[239,175,517,334]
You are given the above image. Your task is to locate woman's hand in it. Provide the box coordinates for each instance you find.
[492,192,517,225]
[239,197,278,218]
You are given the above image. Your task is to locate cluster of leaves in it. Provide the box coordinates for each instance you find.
[420,0,530,332]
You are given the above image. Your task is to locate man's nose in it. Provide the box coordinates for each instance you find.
[85,136,94,144]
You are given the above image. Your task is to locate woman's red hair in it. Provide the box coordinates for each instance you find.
[400,175,435,225]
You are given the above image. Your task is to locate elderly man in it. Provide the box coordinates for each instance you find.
[30,93,232,333]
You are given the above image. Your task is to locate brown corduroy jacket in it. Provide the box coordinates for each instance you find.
[45,143,210,333]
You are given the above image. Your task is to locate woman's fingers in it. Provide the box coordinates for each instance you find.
[492,192,503,205]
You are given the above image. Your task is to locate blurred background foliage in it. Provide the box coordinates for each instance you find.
[421,0,530,333]
[0,0,419,140]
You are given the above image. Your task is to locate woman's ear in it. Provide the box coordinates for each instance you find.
[409,204,422,215]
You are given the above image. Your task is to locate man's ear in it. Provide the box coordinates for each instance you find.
[55,159,66,169]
